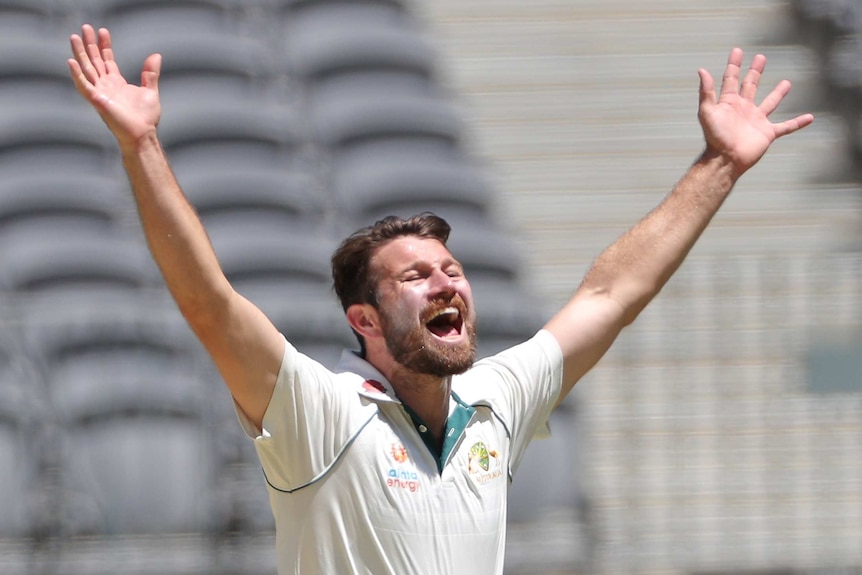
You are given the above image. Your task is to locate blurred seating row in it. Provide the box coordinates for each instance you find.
[0,0,544,558]
[789,0,862,174]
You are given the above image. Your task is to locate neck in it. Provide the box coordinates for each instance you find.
[386,364,451,445]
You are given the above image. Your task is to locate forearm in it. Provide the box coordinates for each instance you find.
[122,132,232,316]
[581,150,737,324]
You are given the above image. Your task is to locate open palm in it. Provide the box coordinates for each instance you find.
[68,25,162,151]
[697,49,813,177]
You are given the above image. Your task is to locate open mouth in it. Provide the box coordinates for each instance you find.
[425,306,464,339]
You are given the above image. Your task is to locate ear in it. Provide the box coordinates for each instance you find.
[346,303,383,340]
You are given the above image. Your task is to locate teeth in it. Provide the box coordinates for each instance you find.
[435,307,459,319]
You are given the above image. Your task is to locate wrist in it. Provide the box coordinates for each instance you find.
[697,147,742,184]
[118,128,161,157]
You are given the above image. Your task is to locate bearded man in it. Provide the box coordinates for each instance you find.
[67,23,812,575]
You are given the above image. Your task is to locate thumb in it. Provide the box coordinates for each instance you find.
[141,53,161,92]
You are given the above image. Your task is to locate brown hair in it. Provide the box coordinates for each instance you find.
[332,212,451,311]
[331,213,451,353]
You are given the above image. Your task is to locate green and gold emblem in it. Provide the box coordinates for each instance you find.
[469,442,489,472]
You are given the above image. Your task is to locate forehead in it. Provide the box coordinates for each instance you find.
[372,236,455,274]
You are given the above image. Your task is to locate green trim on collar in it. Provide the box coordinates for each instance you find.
[441,392,475,472]
[402,392,476,473]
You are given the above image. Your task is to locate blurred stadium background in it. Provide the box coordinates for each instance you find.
[0,0,860,574]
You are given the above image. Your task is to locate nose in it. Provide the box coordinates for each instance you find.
[428,268,456,297]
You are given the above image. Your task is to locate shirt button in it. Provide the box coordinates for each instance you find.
[418,425,428,433]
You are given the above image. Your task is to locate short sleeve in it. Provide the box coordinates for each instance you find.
[234,336,378,492]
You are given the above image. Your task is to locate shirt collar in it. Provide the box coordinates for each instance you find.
[334,349,400,403]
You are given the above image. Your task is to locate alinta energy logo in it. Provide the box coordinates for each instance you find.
[467,441,502,485]
[387,442,420,493]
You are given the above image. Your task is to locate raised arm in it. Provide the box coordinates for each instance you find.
[544,48,814,403]
[68,25,283,429]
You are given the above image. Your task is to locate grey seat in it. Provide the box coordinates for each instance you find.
[0,0,68,36]
[333,142,494,224]
[826,35,862,121]
[0,172,128,235]
[55,365,218,535]
[443,216,529,284]
[274,0,410,16]
[282,3,435,83]
[0,222,157,296]
[469,277,546,345]
[178,165,326,229]
[258,290,355,369]
[310,76,462,148]
[0,105,116,175]
[39,305,214,536]
[96,0,246,34]
[113,30,276,107]
[0,334,47,538]
[0,31,81,106]
[158,97,307,175]
[204,215,337,299]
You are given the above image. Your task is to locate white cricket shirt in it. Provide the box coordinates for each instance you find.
[236,329,563,575]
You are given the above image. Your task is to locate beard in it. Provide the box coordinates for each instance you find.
[378,296,477,377]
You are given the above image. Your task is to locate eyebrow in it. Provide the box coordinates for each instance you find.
[394,257,462,277]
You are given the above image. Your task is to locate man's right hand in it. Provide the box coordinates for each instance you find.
[68,24,162,153]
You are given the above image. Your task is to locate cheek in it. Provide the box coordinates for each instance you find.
[460,288,475,314]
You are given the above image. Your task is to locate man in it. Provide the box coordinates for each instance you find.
[67,23,812,575]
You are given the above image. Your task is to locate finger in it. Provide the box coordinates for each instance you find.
[720,47,744,98]
[82,24,107,77]
[141,53,162,91]
[759,79,791,117]
[773,113,814,139]
[98,27,122,75]
[70,32,99,85]
[698,68,716,104]
[67,58,95,98]
[739,53,766,101]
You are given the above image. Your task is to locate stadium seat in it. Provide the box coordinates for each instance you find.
[0,334,47,538]
[96,0,244,34]
[0,391,40,538]
[23,295,196,379]
[273,0,410,17]
[790,0,858,54]
[31,300,211,538]
[0,0,67,35]
[826,34,862,122]
[0,32,81,107]
[54,367,218,535]
[443,215,529,283]
[112,30,276,108]
[157,97,307,175]
[0,105,116,176]
[203,215,336,299]
[468,276,546,344]
[177,165,326,229]
[0,173,128,235]
[309,77,462,148]
[332,142,494,224]
[853,117,862,176]
[0,222,157,296]
[282,3,436,83]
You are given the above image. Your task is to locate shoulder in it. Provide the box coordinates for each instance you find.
[453,330,563,401]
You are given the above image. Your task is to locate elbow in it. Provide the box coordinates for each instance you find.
[619,281,664,326]
[585,280,660,328]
